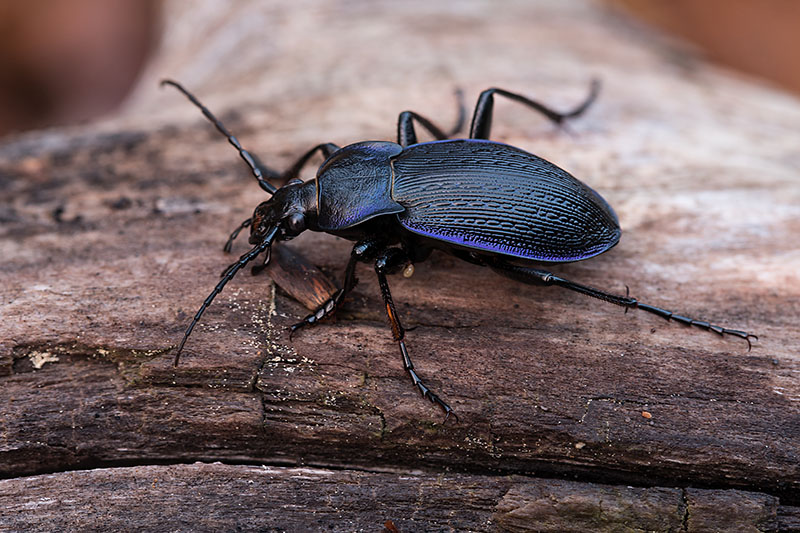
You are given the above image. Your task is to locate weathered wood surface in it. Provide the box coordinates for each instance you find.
[0,463,795,532]
[2,1,799,531]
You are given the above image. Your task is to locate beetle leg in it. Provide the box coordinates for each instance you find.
[397,111,445,147]
[397,89,466,147]
[221,141,338,190]
[222,218,252,253]
[375,248,457,422]
[233,141,338,188]
[469,80,600,139]
[288,238,383,337]
[288,256,355,339]
[488,260,757,350]
[278,143,340,182]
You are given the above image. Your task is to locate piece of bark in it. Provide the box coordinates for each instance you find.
[264,244,339,311]
[2,0,799,530]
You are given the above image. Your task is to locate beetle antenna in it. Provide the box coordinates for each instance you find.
[174,226,279,365]
[161,79,278,195]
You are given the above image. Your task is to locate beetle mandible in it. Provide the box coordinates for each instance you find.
[163,80,756,421]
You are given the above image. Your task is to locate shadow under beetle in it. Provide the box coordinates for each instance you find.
[163,79,756,421]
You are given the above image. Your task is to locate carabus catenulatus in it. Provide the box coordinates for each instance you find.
[163,80,756,421]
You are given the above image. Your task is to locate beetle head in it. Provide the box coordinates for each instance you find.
[249,179,317,244]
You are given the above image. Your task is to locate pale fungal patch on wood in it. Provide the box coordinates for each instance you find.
[28,350,59,369]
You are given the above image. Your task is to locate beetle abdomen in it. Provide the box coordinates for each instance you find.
[391,140,620,262]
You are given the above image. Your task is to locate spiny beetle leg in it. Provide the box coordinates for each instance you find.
[487,259,757,350]
[400,339,457,424]
[375,247,456,422]
[397,88,466,147]
[469,79,600,140]
[289,289,345,340]
[288,237,380,337]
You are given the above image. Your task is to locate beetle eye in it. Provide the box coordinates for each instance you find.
[286,213,306,234]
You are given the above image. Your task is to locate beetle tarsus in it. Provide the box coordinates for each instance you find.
[488,259,756,351]
[634,302,757,350]
[289,290,343,339]
[400,339,457,423]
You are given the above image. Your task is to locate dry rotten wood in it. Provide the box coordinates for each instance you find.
[1,0,799,530]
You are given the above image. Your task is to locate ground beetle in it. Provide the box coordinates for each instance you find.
[163,80,756,420]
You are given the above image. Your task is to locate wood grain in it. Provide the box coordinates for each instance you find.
[2,0,799,530]
[0,463,792,532]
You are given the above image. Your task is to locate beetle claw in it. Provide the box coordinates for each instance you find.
[288,321,304,340]
[429,394,458,425]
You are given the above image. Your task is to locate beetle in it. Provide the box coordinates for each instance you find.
[163,79,756,420]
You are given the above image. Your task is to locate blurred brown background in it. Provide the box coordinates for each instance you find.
[1,0,799,138]
[0,0,159,136]
[611,0,800,94]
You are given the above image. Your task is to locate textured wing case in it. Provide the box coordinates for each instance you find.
[390,140,620,262]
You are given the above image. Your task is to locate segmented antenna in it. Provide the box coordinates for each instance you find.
[174,226,279,365]
[161,79,277,195]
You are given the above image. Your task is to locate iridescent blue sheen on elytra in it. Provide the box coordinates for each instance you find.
[390,140,620,262]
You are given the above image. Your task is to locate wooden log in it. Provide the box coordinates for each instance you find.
[1,0,799,529]
[0,463,796,532]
